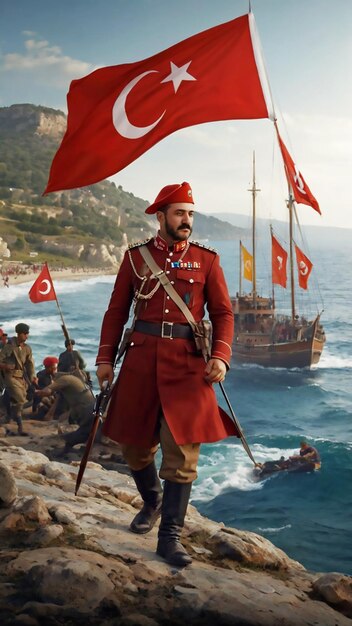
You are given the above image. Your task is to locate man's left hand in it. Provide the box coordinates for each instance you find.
[204,358,226,384]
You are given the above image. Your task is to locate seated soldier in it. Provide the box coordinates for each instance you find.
[32,356,59,420]
[35,371,99,453]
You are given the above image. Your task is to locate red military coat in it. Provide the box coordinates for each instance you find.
[96,234,239,447]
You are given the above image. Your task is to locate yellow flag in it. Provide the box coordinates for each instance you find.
[241,243,253,281]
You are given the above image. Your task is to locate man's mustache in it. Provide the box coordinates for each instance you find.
[177,224,192,231]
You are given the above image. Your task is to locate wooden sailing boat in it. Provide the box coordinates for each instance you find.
[231,152,326,369]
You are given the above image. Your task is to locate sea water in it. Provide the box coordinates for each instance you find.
[1,236,351,575]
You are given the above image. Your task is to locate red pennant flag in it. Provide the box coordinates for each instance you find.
[272,234,288,288]
[45,13,273,193]
[295,244,313,290]
[29,264,57,303]
[277,131,320,214]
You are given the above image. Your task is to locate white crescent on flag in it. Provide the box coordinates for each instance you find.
[299,261,308,275]
[112,62,196,139]
[294,166,307,195]
[38,279,51,295]
[112,71,166,139]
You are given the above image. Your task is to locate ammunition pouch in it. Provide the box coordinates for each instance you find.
[191,320,212,359]
[116,326,135,362]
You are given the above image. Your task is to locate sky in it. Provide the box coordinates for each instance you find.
[1,0,352,229]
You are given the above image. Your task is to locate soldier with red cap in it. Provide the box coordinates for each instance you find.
[96,181,238,567]
[32,356,59,419]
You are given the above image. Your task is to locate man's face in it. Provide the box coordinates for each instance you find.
[18,331,29,343]
[157,203,194,243]
[47,364,58,375]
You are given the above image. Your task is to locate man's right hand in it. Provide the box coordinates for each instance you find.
[96,364,114,388]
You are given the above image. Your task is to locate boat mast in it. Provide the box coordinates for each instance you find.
[239,240,242,296]
[249,151,260,304]
[288,190,296,320]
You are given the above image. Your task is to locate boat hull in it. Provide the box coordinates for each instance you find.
[233,334,325,369]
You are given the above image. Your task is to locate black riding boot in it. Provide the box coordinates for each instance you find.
[129,462,163,534]
[157,480,192,567]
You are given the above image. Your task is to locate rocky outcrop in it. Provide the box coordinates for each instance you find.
[0,104,66,139]
[0,436,351,626]
[40,240,128,267]
[85,242,126,267]
[0,237,11,259]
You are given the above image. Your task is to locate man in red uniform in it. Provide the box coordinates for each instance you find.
[96,181,238,567]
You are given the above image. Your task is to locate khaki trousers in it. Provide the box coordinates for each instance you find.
[121,416,200,483]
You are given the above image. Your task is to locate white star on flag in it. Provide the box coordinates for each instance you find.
[161,61,196,93]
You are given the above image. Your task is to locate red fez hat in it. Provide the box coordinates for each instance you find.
[145,181,194,214]
[43,356,59,367]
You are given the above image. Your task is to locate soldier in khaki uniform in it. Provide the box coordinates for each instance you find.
[0,323,37,435]
[35,371,96,451]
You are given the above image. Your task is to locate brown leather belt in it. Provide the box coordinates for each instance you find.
[135,320,193,340]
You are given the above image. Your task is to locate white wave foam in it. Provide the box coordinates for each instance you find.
[258,524,292,533]
[318,351,352,369]
[0,283,32,303]
[193,442,301,500]
[1,315,62,335]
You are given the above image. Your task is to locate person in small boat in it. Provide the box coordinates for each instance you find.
[289,440,321,468]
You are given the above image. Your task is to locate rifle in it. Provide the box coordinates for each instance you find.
[74,382,111,495]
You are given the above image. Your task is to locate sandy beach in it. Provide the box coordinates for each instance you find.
[0,266,116,288]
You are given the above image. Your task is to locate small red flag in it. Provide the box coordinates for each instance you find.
[272,234,288,288]
[295,244,313,290]
[45,13,273,193]
[277,131,320,214]
[29,264,57,303]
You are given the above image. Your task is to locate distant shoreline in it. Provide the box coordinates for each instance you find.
[0,267,117,288]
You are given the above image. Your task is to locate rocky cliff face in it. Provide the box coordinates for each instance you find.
[0,104,66,139]
[0,423,351,626]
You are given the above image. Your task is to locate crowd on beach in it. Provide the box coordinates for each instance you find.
[1,263,105,288]
[0,324,96,454]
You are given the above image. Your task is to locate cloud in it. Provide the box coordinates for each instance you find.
[0,33,94,87]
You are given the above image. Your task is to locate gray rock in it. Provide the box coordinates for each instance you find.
[0,462,18,506]
[119,615,160,626]
[26,524,64,546]
[313,572,352,616]
[13,496,52,525]
[10,615,39,626]
[23,555,114,610]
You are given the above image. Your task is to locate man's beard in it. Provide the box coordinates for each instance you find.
[165,219,192,242]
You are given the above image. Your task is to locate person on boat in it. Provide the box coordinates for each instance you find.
[0,323,37,436]
[96,181,237,568]
[289,440,321,469]
[58,338,86,370]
